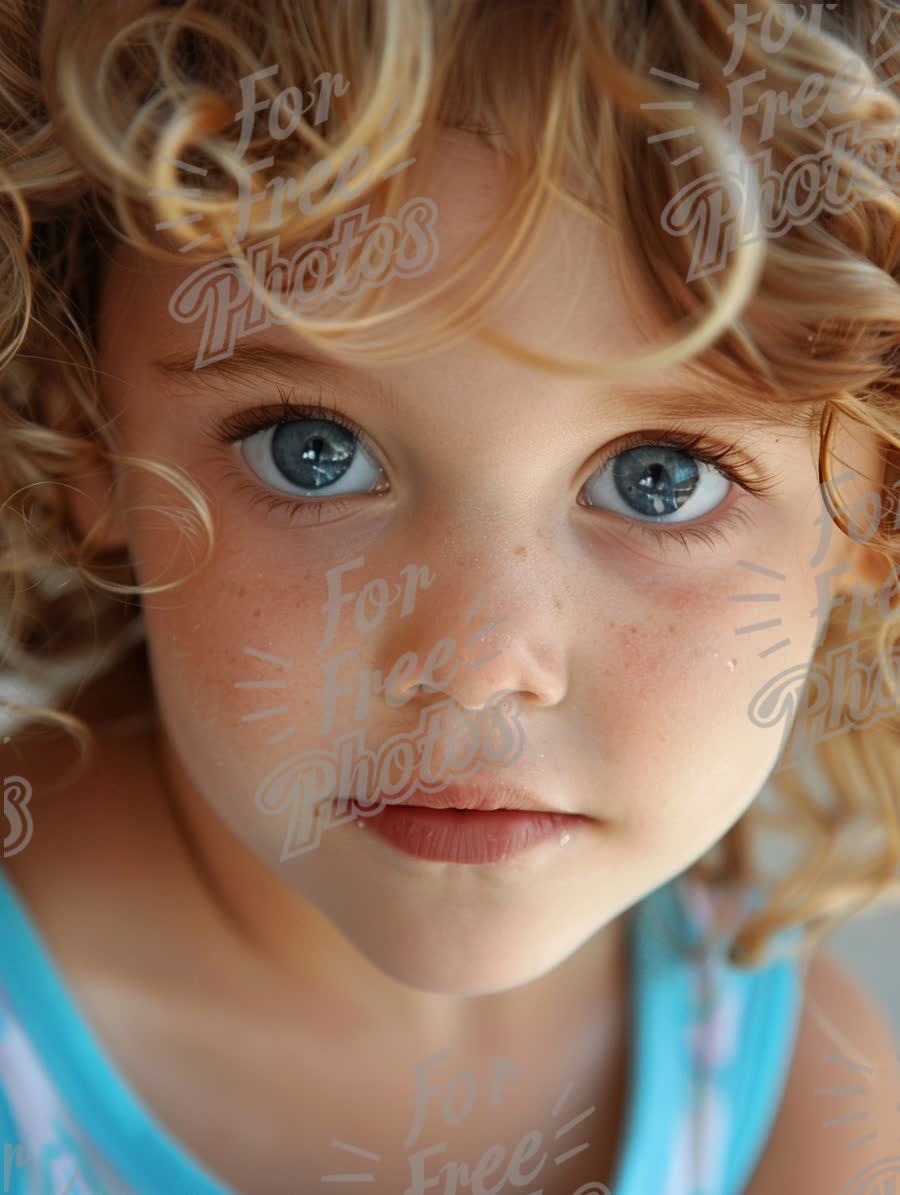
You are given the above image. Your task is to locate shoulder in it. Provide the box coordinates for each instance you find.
[745,945,899,1195]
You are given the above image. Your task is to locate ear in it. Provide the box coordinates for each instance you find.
[839,534,896,593]
[43,381,129,555]
[830,440,900,600]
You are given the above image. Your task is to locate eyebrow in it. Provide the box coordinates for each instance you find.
[151,341,401,407]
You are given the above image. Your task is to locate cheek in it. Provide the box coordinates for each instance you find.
[118,471,320,732]
[140,572,330,745]
[587,567,825,836]
[137,563,342,867]
[131,526,402,840]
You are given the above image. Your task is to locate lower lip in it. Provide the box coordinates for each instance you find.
[352,804,586,864]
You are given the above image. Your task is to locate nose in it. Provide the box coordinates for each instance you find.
[377,576,568,713]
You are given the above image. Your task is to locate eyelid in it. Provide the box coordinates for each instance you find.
[224,474,358,527]
[586,425,781,500]
[207,385,383,465]
[625,504,756,554]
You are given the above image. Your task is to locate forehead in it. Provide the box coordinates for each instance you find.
[96,130,805,439]
[98,131,666,378]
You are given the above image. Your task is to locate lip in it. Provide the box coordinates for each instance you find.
[353,805,588,864]
[346,781,589,864]
[382,780,569,815]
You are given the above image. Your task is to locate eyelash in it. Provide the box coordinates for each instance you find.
[584,426,779,553]
[206,389,780,549]
[207,388,375,526]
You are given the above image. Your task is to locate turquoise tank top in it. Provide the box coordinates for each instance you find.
[0,864,803,1195]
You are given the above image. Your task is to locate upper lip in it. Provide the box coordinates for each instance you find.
[400,781,566,814]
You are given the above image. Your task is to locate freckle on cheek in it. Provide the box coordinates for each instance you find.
[616,622,662,676]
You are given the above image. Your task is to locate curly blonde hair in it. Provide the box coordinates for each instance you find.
[1,0,899,968]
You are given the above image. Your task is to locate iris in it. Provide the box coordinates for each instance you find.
[613,446,700,518]
[271,419,356,488]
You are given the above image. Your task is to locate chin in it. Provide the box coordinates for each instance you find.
[320,897,588,995]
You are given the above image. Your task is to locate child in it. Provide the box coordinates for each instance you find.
[0,1,898,1193]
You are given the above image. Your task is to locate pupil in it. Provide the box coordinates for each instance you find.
[613,447,699,517]
[272,420,355,489]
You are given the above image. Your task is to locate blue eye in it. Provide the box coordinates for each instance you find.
[581,444,731,522]
[239,417,385,497]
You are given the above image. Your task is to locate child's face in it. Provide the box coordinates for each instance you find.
[89,132,880,994]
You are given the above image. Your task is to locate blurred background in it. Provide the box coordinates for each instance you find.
[755,773,900,1039]
[830,903,899,1036]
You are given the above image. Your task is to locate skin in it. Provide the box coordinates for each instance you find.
[37,130,891,1190]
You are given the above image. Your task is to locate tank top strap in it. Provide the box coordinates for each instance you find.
[611,874,804,1195]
